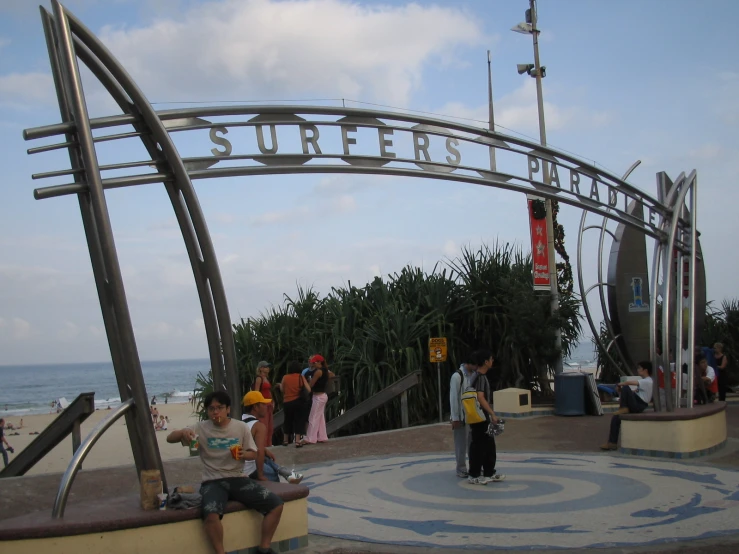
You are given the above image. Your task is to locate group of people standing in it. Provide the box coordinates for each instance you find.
[449,348,506,485]
[249,355,334,448]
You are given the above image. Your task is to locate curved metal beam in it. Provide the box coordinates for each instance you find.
[576,210,622,373]
[69,27,228,402]
[53,399,134,518]
[24,107,667,213]
[597,211,632,372]
[65,7,240,412]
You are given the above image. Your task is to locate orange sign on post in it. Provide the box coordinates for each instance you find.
[429,337,448,363]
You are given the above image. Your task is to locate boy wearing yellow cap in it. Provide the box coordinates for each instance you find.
[242,391,303,484]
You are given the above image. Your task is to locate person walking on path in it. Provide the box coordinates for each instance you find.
[467,349,505,485]
[600,361,653,451]
[714,343,730,402]
[299,354,334,446]
[242,391,304,484]
[0,419,13,467]
[167,391,284,554]
[252,361,275,446]
[450,355,477,478]
[276,361,312,446]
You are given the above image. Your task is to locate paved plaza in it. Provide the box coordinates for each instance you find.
[3,406,739,552]
[302,452,739,550]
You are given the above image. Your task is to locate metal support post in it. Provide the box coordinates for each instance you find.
[401,391,409,428]
[50,0,166,488]
[437,362,443,423]
[686,177,698,407]
[675,250,684,408]
[528,0,563,374]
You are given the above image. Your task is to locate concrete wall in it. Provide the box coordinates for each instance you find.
[3,498,307,554]
[493,388,532,415]
[621,411,726,454]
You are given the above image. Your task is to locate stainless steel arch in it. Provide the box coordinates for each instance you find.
[22,5,703,500]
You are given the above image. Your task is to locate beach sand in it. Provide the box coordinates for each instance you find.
[1,402,200,476]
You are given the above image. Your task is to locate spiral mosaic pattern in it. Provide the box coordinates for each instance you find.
[302,453,739,549]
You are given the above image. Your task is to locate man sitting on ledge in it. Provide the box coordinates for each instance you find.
[600,361,653,451]
[167,391,283,554]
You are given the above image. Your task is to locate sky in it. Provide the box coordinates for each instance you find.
[0,0,737,365]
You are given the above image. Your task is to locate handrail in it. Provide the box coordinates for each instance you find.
[52,398,134,518]
[327,370,422,436]
[0,392,95,478]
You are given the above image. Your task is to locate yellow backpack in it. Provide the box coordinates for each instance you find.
[461,374,485,424]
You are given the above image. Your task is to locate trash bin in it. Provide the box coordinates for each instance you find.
[554,373,586,416]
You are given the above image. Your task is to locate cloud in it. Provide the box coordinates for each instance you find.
[98,0,486,106]
[250,206,310,225]
[331,194,357,213]
[1,317,33,340]
[436,79,612,136]
[0,72,55,108]
[57,321,80,341]
[687,143,725,161]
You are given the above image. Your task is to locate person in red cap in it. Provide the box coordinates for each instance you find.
[298,354,334,446]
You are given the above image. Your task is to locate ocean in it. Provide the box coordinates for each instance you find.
[563,339,598,372]
[0,358,209,416]
[0,340,598,417]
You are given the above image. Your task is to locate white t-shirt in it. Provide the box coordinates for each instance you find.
[241,414,259,476]
[636,377,653,404]
[188,418,256,482]
[705,366,716,383]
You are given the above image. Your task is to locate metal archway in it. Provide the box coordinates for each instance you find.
[25,1,700,485]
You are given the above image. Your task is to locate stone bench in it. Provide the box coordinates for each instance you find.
[619,402,727,458]
[493,388,532,417]
[0,480,309,554]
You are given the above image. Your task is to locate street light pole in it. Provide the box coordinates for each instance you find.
[526,0,564,374]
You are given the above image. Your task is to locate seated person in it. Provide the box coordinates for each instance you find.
[696,356,718,404]
[155,414,168,431]
[242,391,303,484]
[167,391,283,554]
[600,361,653,451]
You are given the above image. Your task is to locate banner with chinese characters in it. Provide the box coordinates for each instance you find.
[527,197,551,291]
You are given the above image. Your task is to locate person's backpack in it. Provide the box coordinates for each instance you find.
[461,373,486,424]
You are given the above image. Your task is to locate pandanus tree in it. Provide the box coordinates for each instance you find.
[223,242,581,435]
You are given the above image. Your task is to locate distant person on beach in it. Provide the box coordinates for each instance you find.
[0,419,14,467]
[450,354,478,478]
[156,415,168,431]
[151,396,157,405]
[251,361,275,447]
[242,391,303,484]
[600,361,653,451]
[275,361,311,446]
[298,354,334,446]
[167,391,283,554]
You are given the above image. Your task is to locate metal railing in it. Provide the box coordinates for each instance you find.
[0,392,96,478]
[52,399,134,518]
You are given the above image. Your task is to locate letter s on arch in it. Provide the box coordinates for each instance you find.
[210,126,232,157]
[446,137,461,166]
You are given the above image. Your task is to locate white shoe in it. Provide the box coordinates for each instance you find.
[489,473,506,482]
[287,470,303,484]
[468,476,487,485]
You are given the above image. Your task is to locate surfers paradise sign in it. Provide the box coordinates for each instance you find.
[135,108,671,240]
[31,106,676,242]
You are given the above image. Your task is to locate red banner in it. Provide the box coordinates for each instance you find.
[527,198,551,291]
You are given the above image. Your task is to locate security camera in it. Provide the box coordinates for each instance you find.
[517,63,534,75]
[528,66,546,78]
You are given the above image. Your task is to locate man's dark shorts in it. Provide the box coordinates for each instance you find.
[200,477,283,519]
